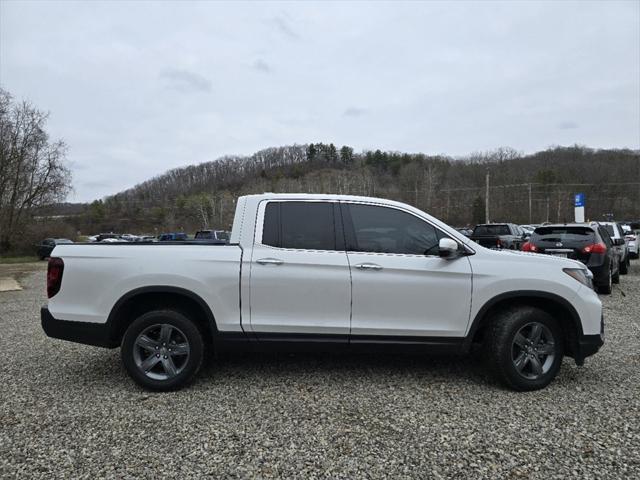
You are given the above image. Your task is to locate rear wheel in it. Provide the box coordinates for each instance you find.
[597,267,613,294]
[612,264,620,284]
[486,306,564,391]
[121,309,204,391]
[620,256,629,275]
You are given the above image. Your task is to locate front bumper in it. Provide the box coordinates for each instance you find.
[41,307,117,348]
[574,314,605,365]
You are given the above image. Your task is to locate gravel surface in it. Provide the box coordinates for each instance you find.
[1,262,639,479]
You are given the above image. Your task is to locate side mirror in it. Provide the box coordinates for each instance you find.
[614,238,625,246]
[438,238,459,258]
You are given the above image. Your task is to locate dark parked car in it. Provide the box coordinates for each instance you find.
[95,233,121,242]
[469,223,525,250]
[36,238,73,260]
[522,224,620,294]
[158,232,188,241]
[194,229,230,242]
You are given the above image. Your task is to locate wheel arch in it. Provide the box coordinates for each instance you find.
[466,290,583,359]
[107,286,218,347]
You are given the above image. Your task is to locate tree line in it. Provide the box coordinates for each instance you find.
[78,143,639,236]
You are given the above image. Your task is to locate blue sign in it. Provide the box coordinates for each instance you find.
[574,193,585,207]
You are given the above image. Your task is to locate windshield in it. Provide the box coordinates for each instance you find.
[473,225,510,236]
[603,225,615,237]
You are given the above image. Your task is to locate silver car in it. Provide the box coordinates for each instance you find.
[600,222,630,274]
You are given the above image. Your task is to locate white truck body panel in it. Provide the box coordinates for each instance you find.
[49,244,243,331]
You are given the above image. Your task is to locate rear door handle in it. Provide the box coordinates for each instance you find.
[355,262,383,271]
[257,258,284,265]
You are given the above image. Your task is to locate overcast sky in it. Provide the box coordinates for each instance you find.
[1,1,639,202]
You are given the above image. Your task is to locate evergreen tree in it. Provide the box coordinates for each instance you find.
[340,145,353,164]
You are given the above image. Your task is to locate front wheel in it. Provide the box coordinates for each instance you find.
[121,309,205,391]
[487,306,564,391]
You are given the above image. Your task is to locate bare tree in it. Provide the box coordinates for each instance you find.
[0,89,72,253]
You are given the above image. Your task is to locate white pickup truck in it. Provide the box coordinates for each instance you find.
[42,193,604,391]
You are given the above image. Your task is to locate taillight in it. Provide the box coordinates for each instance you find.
[496,238,502,248]
[522,241,538,252]
[47,257,64,298]
[582,243,607,254]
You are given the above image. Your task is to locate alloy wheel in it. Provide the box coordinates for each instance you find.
[511,322,556,380]
[132,324,191,380]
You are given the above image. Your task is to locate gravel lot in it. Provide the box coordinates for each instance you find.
[1,262,639,479]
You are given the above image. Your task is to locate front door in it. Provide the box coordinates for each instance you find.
[342,202,473,338]
[249,200,351,339]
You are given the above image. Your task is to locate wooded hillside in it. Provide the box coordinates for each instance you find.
[74,144,639,235]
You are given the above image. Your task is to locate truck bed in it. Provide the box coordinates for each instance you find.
[48,243,243,332]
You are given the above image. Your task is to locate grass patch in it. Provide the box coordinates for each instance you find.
[0,256,40,264]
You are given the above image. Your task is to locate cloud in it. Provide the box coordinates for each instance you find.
[81,180,112,189]
[272,16,300,40]
[2,1,637,202]
[558,121,579,130]
[343,107,368,117]
[252,59,272,73]
[159,68,212,93]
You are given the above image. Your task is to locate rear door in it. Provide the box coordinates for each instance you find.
[342,202,472,338]
[249,200,351,339]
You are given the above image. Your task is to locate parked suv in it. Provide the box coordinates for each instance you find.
[523,224,620,294]
[600,222,630,275]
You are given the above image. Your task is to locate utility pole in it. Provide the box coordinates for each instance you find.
[546,197,550,223]
[528,183,532,224]
[485,169,490,223]
[446,190,451,220]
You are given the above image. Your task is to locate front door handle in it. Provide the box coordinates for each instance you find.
[257,257,284,265]
[355,262,383,271]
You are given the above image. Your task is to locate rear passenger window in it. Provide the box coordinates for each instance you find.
[345,204,443,255]
[599,227,612,247]
[262,202,336,251]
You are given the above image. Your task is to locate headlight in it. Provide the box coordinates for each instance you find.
[563,268,593,289]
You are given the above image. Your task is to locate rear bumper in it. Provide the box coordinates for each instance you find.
[41,307,117,348]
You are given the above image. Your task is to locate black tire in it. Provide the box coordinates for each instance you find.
[612,265,620,284]
[121,309,205,391]
[486,306,564,391]
[597,267,613,294]
[620,257,629,275]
